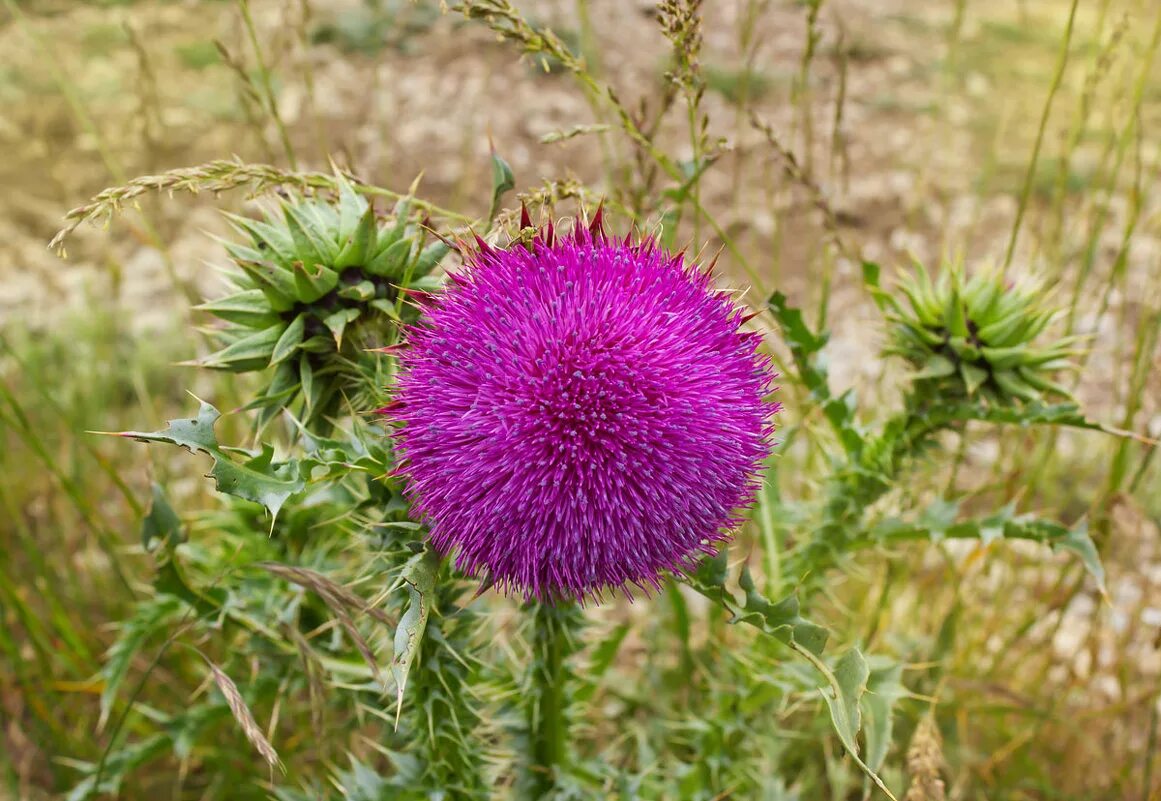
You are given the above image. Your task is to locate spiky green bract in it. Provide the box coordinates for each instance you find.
[198,177,449,431]
[885,262,1080,405]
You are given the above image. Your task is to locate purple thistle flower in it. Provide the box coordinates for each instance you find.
[390,215,778,603]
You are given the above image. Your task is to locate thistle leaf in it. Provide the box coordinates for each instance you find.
[487,149,516,222]
[107,400,304,520]
[862,658,905,774]
[392,547,439,728]
[687,550,829,655]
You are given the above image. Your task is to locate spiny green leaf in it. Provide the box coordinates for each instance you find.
[336,202,379,269]
[235,259,298,311]
[1049,520,1106,594]
[282,203,329,267]
[210,444,304,521]
[322,307,362,348]
[914,354,957,381]
[822,648,869,758]
[292,260,339,303]
[108,400,304,520]
[195,289,280,328]
[687,550,829,655]
[873,505,1106,591]
[792,645,898,801]
[392,546,439,727]
[113,398,221,454]
[367,236,414,277]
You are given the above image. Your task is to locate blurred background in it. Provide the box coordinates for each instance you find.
[2,0,1160,799]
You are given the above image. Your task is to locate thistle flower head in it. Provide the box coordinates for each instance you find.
[390,214,777,603]
[886,262,1080,404]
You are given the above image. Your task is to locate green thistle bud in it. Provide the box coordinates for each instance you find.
[197,178,449,430]
[885,262,1080,405]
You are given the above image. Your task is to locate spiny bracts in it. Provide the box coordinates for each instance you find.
[198,177,448,430]
[389,213,777,603]
[885,262,1080,405]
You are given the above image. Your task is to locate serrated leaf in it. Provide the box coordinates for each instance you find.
[687,550,829,655]
[919,497,959,541]
[235,259,297,311]
[196,289,280,328]
[224,213,297,265]
[115,399,221,453]
[822,648,869,757]
[210,444,304,520]
[959,362,989,396]
[367,237,414,277]
[392,547,439,727]
[793,646,898,800]
[202,324,284,371]
[873,505,1106,592]
[992,369,1043,403]
[282,203,328,267]
[336,175,369,242]
[109,400,304,520]
[322,307,362,348]
[1050,520,1106,593]
[914,354,956,381]
[336,203,379,269]
[338,279,376,302]
[292,260,339,303]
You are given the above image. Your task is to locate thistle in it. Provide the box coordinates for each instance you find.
[197,178,449,429]
[389,213,778,603]
[885,262,1080,405]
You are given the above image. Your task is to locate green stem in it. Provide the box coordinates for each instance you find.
[527,602,581,798]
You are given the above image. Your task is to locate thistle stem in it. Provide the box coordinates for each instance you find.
[527,601,581,798]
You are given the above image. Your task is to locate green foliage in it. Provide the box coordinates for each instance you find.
[110,399,305,520]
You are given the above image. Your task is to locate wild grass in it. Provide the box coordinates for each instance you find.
[2,1,1161,799]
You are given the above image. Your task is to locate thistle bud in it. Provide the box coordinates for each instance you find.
[885,262,1080,405]
[197,178,449,429]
